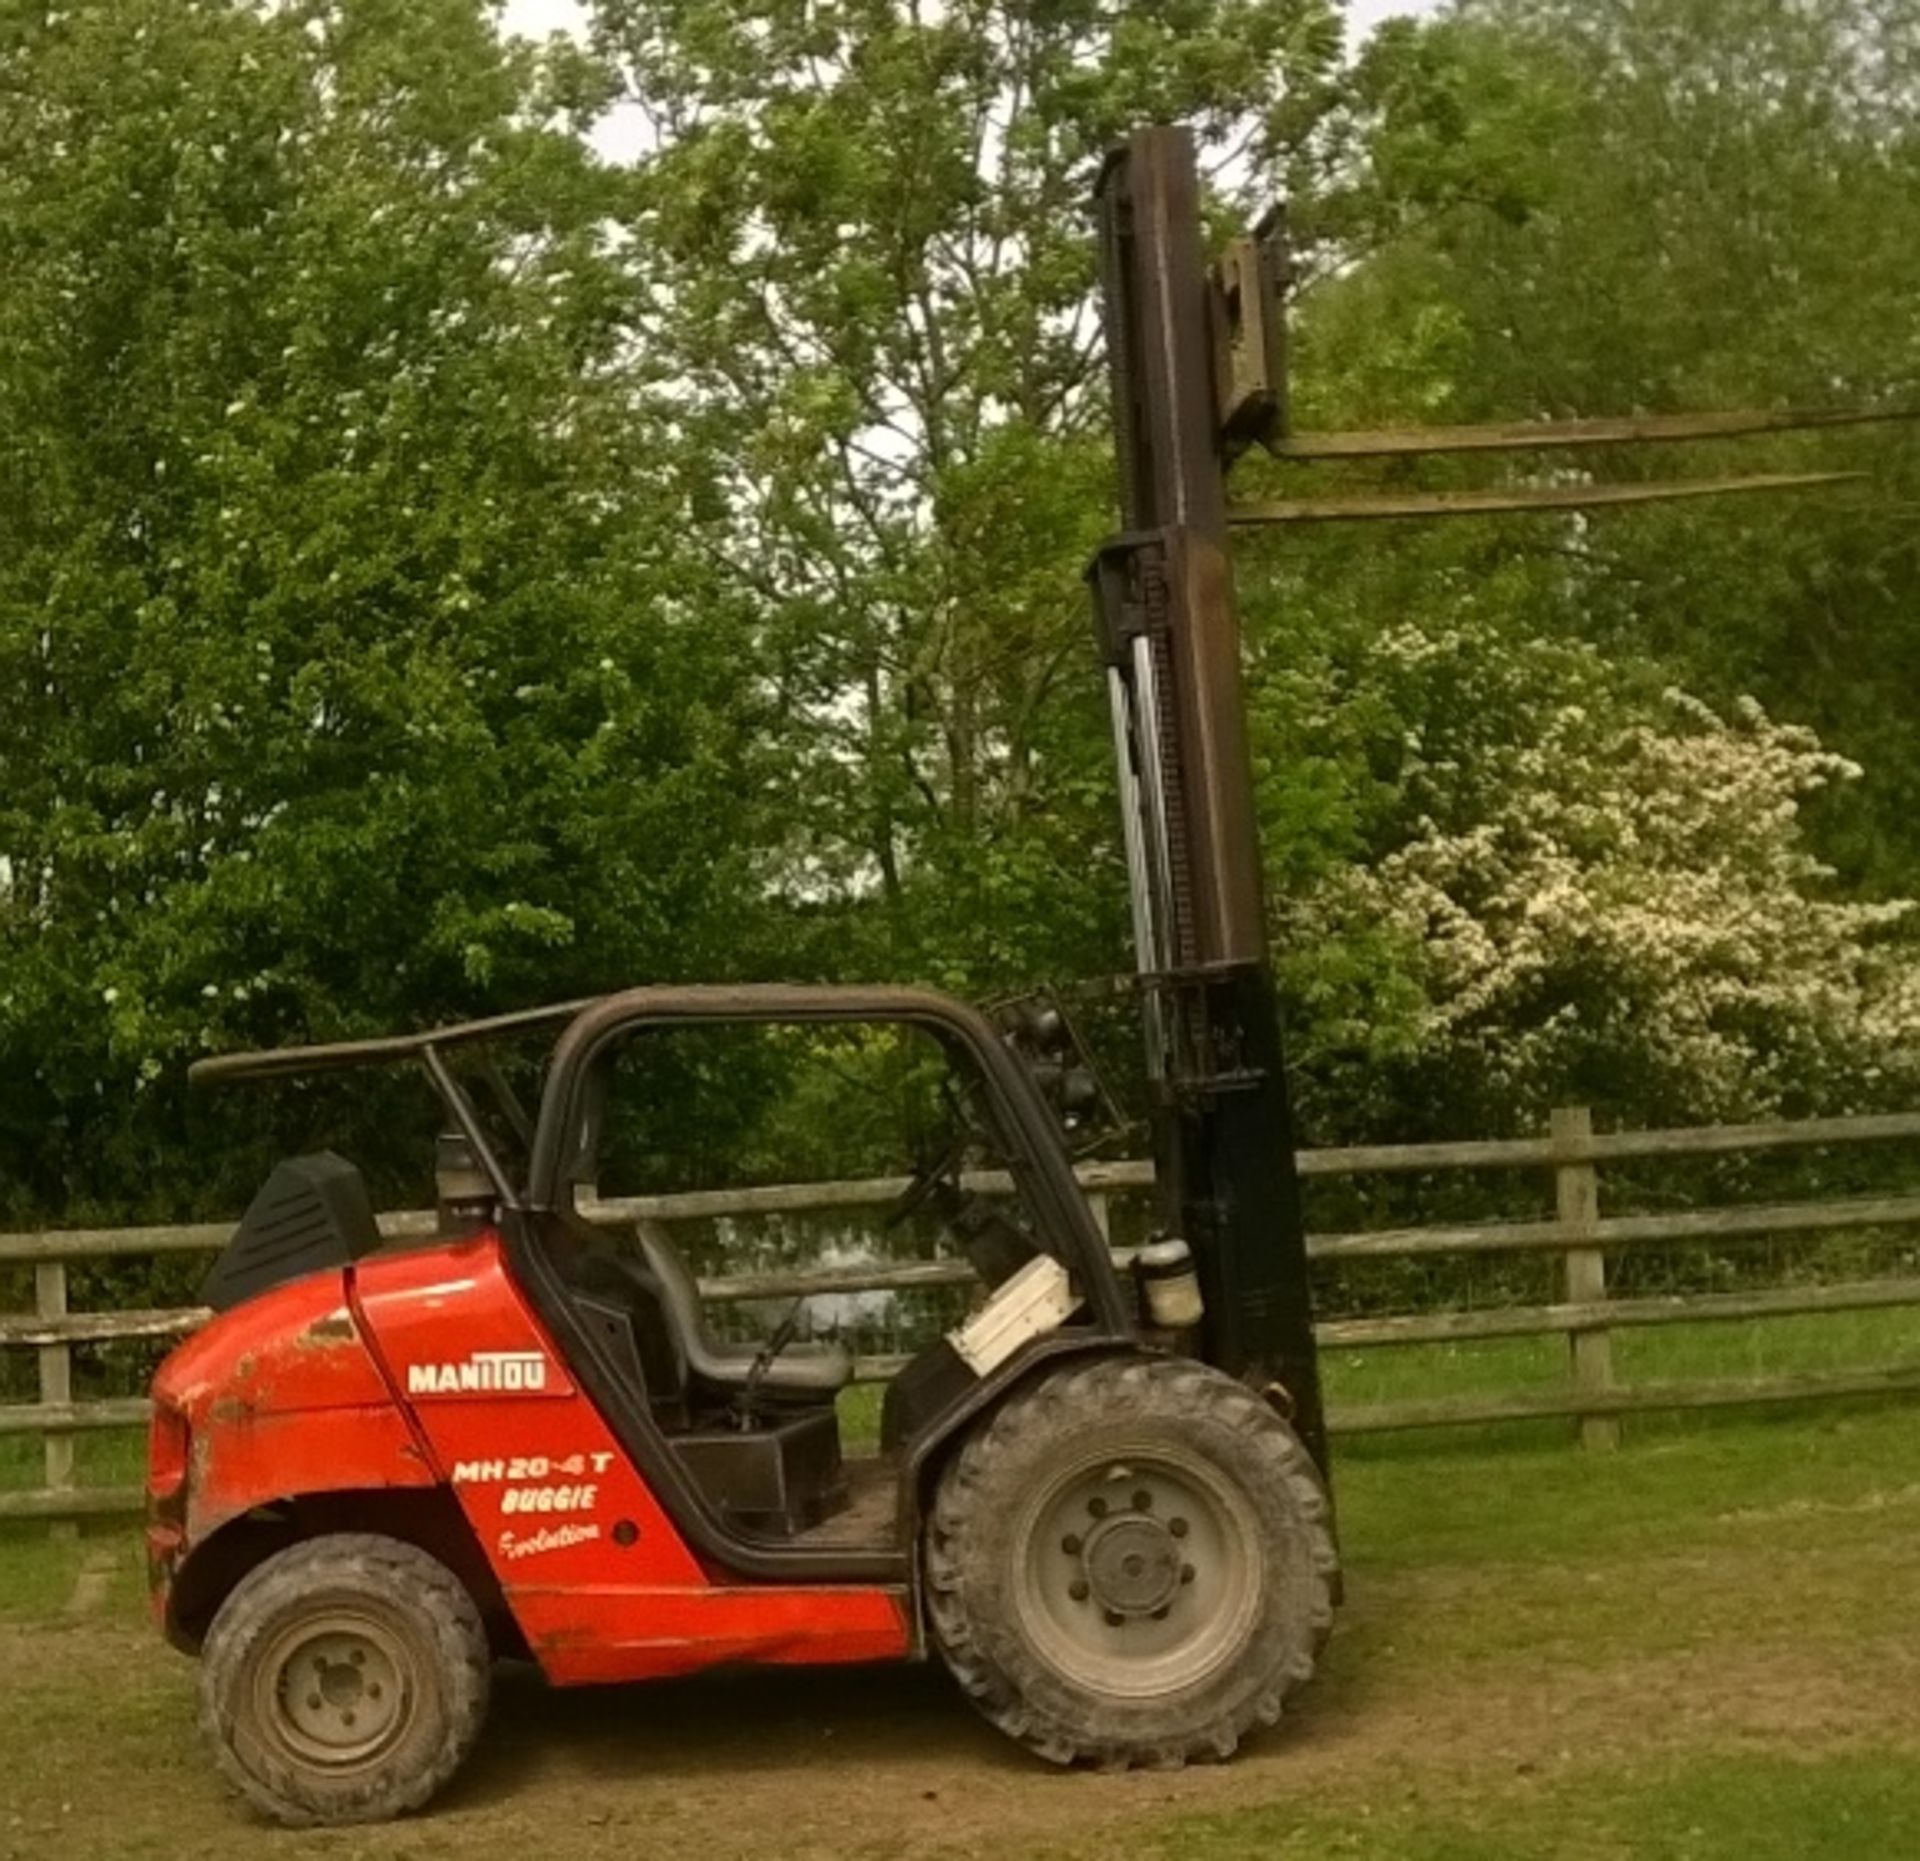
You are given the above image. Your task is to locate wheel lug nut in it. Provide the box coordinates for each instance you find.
[1132,1489,1152,1511]
[342,1711,356,1728]
[1068,1579,1090,1602]
[306,1693,322,1711]
[1169,1517,1189,1538]
[1151,1605,1171,1621]
[1061,1534,1082,1555]
[368,1684,382,1701]
[1180,1563,1196,1584]
[1087,1496,1108,1519]
[349,1649,365,1666]
[1103,1610,1124,1627]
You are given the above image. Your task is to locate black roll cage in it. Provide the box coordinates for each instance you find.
[190,998,581,1218]
[189,985,1131,1334]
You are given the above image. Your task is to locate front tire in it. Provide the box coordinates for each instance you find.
[926,1356,1335,1768]
[198,1532,490,1826]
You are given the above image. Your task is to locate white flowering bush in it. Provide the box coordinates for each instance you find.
[1265,620,1920,1130]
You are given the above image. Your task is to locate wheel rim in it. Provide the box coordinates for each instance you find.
[253,1610,417,1774]
[1010,1444,1263,1699]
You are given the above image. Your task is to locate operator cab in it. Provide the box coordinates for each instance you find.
[529,1008,1097,1551]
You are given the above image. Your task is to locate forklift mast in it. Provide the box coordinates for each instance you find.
[1088,127,1329,1476]
[1083,125,1913,1487]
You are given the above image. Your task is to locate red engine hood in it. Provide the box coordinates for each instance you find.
[153,1267,395,1422]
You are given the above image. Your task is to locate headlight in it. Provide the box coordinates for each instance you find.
[148,1401,190,1506]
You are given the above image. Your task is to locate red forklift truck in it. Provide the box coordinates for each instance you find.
[147,126,1345,1826]
[148,120,1877,1825]
[151,986,1337,1824]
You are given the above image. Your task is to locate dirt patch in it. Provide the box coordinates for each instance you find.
[6,1533,1920,1861]
[62,1547,120,1619]
[1715,1480,1920,1525]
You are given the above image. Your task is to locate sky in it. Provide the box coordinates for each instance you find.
[1345,0,1443,36]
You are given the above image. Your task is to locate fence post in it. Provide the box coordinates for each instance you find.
[1552,1106,1618,1452]
[35,1258,78,1537]
[1087,1192,1112,1243]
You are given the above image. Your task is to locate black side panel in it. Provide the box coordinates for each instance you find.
[880,1339,978,1452]
[200,1153,381,1313]
[672,1408,846,1536]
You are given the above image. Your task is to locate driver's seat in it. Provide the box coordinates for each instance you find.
[631,1222,853,1404]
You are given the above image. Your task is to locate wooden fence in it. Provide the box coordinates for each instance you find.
[7,1105,1920,1522]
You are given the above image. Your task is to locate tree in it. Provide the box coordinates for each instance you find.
[0,0,774,1215]
[1278,622,1920,1132]
[1287,0,1920,895]
[1222,0,1920,1133]
[585,0,1348,993]
[9,0,1917,1228]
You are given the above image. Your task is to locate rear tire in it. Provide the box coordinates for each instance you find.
[926,1355,1335,1768]
[198,1532,490,1826]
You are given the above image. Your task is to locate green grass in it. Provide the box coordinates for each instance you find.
[1134,1751,1920,1861]
[838,1378,886,1445]
[0,1521,140,1620]
[1611,1303,1920,1382]
[1334,1396,1920,1568]
[6,1296,1920,1860]
[1320,1301,1920,1412]
[0,1425,145,1494]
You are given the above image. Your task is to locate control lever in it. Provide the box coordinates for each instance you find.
[735,1298,805,1427]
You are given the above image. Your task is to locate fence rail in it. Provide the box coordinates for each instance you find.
[7,1106,1920,1522]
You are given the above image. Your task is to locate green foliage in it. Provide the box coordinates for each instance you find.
[593,1020,961,1195]
[590,0,1346,997]
[1238,0,1920,1133]
[1291,0,1920,897]
[2,0,1918,1231]
[0,0,778,1215]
